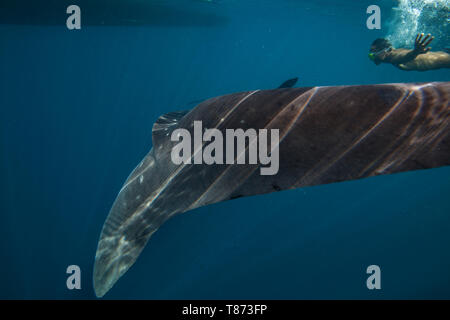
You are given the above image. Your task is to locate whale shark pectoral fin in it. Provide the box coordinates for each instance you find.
[151,110,190,146]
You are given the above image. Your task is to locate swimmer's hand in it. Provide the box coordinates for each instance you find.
[414,33,434,54]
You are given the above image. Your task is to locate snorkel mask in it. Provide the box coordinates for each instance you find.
[368,47,392,64]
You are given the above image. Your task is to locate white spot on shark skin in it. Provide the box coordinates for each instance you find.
[139,175,144,184]
[119,235,127,246]
[136,195,141,200]
[240,119,245,124]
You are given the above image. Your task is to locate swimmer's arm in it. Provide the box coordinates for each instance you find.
[396,63,413,71]
[386,33,434,65]
[385,49,419,65]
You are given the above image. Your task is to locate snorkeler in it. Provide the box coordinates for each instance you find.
[369,33,450,71]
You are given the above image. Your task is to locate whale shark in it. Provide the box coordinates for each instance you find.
[93,82,450,297]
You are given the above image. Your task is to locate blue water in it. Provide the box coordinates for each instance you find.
[1,0,449,299]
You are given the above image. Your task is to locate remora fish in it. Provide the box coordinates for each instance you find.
[94,82,450,297]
